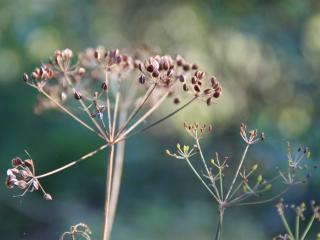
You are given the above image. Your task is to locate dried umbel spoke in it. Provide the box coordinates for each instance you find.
[277,143,314,185]
[60,223,92,240]
[12,47,222,240]
[166,123,315,240]
[5,154,52,200]
[274,200,320,240]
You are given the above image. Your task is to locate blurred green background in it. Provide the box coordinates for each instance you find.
[1,0,320,239]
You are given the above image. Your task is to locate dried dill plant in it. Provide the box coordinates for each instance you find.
[166,123,313,240]
[60,223,92,240]
[274,200,320,240]
[5,47,222,239]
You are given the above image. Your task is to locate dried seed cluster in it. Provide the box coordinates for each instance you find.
[240,123,265,145]
[6,156,52,200]
[22,48,222,115]
[183,122,213,139]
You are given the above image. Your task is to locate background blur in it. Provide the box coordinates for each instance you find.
[1,0,320,239]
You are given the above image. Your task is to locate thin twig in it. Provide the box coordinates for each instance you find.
[225,144,250,201]
[36,143,110,179]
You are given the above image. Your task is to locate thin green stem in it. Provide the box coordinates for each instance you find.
[196,138,221,200]
[185,157,220,202]
[279,213,295,240]
[295,213,300,240]
[300,215,315,240]
[225,144,250,201]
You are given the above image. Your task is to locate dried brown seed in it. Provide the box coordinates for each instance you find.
[179,75,185,82]
[23,73,29,82]
[94,50,100,59]
[24,159,34,168]
[213,91,221,98]
[12,157,23,167]
[146,65,154,73]
[183,64,190,71]
[194,84,201,92]
[138,75,146,84]
[74,91,82,100]
[17,180,27,190]
[174,98,180,104]
[78,67,86,76]
[152,70,159,78]
[43,193,53,200]
[183,84,189,91]
[206,97,213,106]
[192,64,198,70]
[101,82,108,91]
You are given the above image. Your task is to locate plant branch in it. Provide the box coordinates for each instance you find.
[225,144,250,201]
[36,143,110,179]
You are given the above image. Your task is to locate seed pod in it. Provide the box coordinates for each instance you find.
[78,67,86,76]
[183,64,190,71]
[213,91,221,98]
[43,193,53,200]
[183,84,189,91]
[211,76,218,86]
[195,71,205,79]
[23,73,29,82]
[24,159,34,168]
[152,70,159,78]
[17,180,27,190]
[74,91,82,100]
[179,75,185,82]
[62,48,73,59]
[163,59,170,71]
[138,75,146,84]
[191,76,197,84]
[206,97,213,106]
[194,84,201,92]
[101,82,108,91]
[90,112,97,118]
[31,72,38,80]
[94,50,100,60]
[12,157,23,167]
[176,55,184,66]
[191,64,198,70]
[204,89,211,95]
[174,98,180,104]
[146,65,154,73]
